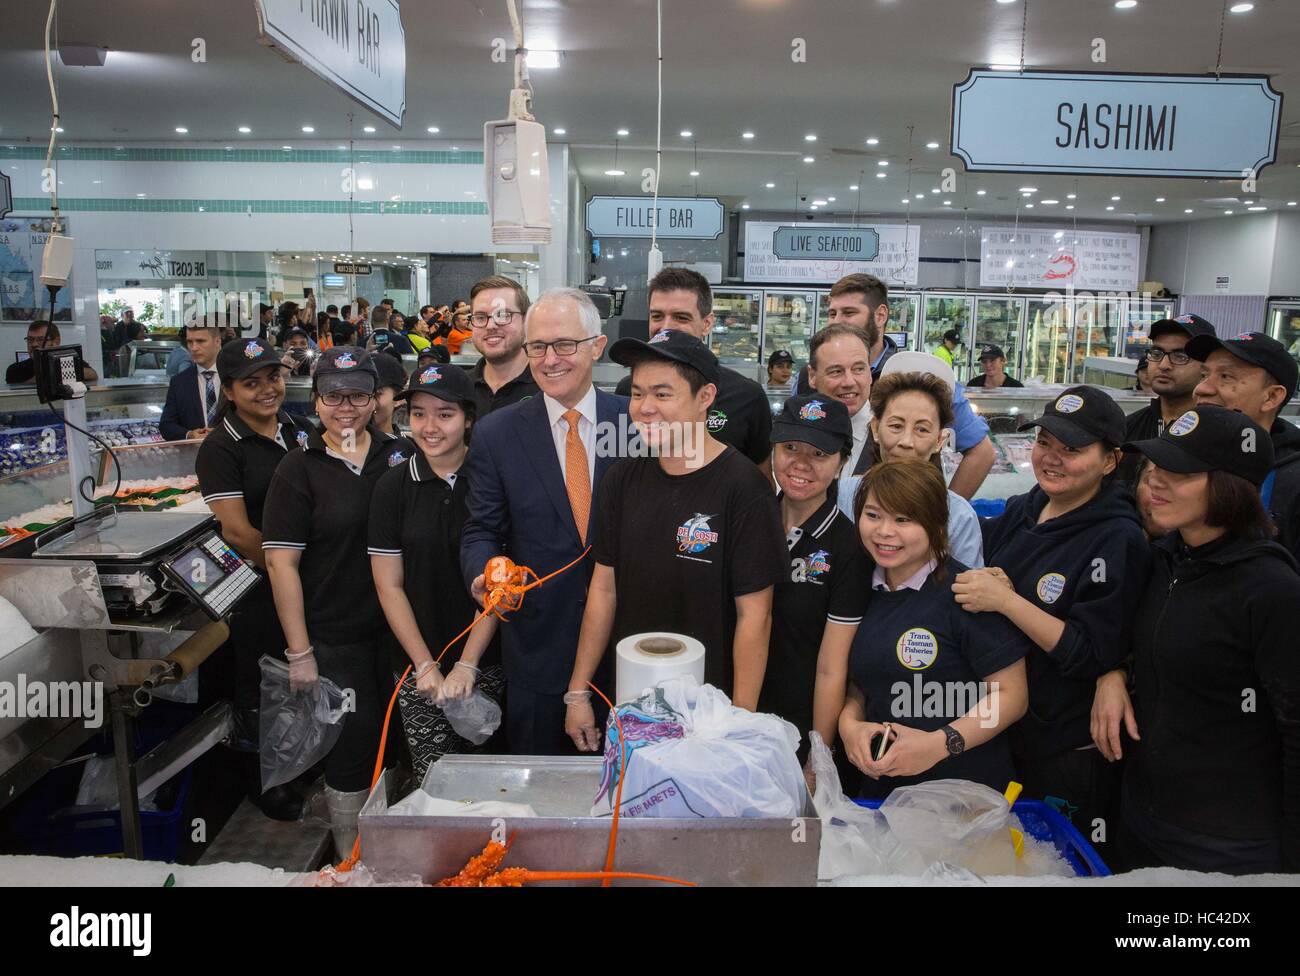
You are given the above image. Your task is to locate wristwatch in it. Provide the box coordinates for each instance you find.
[940,724,966,757]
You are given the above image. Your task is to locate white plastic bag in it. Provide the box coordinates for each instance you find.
[259,655,348,792]
[591,675,806,820]
[438,689,501,746]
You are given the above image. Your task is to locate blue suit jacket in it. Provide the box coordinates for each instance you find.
[159,367,215,441]
[461,389,634,694]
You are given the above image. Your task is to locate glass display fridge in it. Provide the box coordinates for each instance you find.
[761,290,818,365]
[1024,297,1073,385]
[1070,297,1122,379]
[813,291,920,349]
[970,297,1026,381]
[710,288,763,364]
[1266,298,1300,371]
[921,295,975,380]
[1118,297,1177,359]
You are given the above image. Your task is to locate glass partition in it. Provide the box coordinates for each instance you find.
[1071,297,1122,380]
[710,289,762,363]
[972,297,1026,381]
[1120,299,1175,359]
[1267,302,1300,370]
[762,290,818,365]
[1025,297,1073,384]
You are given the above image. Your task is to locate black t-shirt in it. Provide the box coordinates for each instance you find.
[592,446,785,695]
[759,498,871,739]
[367,452,501,673]
[616,366,773,465]
[966,374,1024,388]
[5,359,35,385]
[195,409,313,532]
[848,559,1030,799]
[470,358,539,416]
[261,424,412,644]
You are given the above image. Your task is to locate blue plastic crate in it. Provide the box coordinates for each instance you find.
[852,796,1110,877]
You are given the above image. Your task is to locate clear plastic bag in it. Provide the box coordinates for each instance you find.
[259,655,348,792]
[438,688,501,746]
[591,675,806,820]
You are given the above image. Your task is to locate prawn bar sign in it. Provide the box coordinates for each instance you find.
[951,70,1282,178]
[980,227,1141,292]
[255,0,406,128]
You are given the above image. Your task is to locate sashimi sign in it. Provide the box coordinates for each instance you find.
[255,0,406,128]
[951,70,1282,178]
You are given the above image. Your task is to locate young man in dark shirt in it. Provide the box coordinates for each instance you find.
[966,345,1024,388]
[564,330,785,752]
[614,268,773,479]
[467,275,539,415]
[1116,313,1217,483]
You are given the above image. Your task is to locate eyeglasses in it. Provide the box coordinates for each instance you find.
[318,392,374,407]
[1146,348,1193,366]
[470,309,523,328]
[523,335,601,358]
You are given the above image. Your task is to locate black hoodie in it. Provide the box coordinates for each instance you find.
[1124,532,1300,871]
[981,482,1152,759]
[1268,417,1300,560]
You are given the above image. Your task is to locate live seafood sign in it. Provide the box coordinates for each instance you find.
[745,221,921,285]
[979,227,1141,292]
[951,70,1282,178]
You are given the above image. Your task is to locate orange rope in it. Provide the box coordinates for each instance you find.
[588,681,624,887]
[332,547,593,874]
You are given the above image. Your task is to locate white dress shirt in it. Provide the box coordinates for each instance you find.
[543,385,597,493]
[836,405,874,517]
[195,362,220,424]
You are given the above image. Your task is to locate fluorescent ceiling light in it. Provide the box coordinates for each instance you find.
[742,131,755,139]
[989,64,1020,71]
[1248,206,1267,211]
[876,172,886,178]
[925,141,940,149]
[525,50,560,69]
[1115,1,1137,8]
[976,189,987,195]
[689,170,700,176]
[765,182,775,188]
[302,126,314,133]
[1019,186,1037,193]
[363,126,376,133]
[604,168,625,176]
[616,128,629,136]
[804,134,817,142]
[238,126,251,133]
[741,203,750,209]
[553,127,566,135]
[427,126,440,133]
[849,184,859,190]
[803,156,814,163]
[1230,3,1254,11]
[878,160,889,167]
[866,137,879,145]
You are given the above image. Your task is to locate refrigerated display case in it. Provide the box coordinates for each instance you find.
[1266,298,1300,369]
[1024,297,1073,385]
[1070,297,1121,379]
[762,290,818,365]
[922,295,975,380]
[971,297,1026,380]
[710,288,763,363]
[1120,298,1177,359]
[814,291,920,349]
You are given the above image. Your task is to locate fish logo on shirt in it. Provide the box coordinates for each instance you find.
[1036,572,1067,605]
[295,430,309,449]
[806,549,831,577]
[243,340,262,359]
[388,449,407,467]
[800,400,828,422]
[676,513,719,554]
[419,365,442,384]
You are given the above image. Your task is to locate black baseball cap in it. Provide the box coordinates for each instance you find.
[1124,404,1274,486]
[372,349,408,391]
[942,329,961,343]
[216,336,290,383]
[610,328,720,385]
[1019,385,1126,448]
[1149,312,1216,341]
[768,349,795,368]
[1135,353,1150,371]
[397,361,476,406]
[1185,331,1298,402]
[772,395,852,455]
[978,344,1005,361]
[281,327,311,344]
[312,345,377,395]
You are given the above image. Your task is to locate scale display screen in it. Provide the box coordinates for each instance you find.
[160,530,261,619]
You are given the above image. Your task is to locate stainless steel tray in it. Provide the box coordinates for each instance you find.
[359,755,821,887]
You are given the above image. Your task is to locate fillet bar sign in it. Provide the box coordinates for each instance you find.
[586,196,725,240]
[951,70,1282,178]
[255,0,406,128]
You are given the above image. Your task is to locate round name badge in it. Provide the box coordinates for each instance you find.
[895,628,939,671]
[1055,393,1084,414]
[1036,572,1067,605]
[1168,411,1200,437]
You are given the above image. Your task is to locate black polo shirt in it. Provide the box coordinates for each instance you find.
[759,498,870,739]
[470,358,539,416]
[367,452,501,672]
[1117,397,1166,484]
[616,366,773,465]
[195,409,314,532]
[966,374,1024,388]
[848,558,1030,799]
[261,424,412,645]
[5,359,35,385]
[592,446,785,696]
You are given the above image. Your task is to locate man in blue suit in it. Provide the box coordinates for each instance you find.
[462,288,635,755]
[159,324,223,441]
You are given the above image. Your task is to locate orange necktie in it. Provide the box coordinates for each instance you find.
[563,408,591,542]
